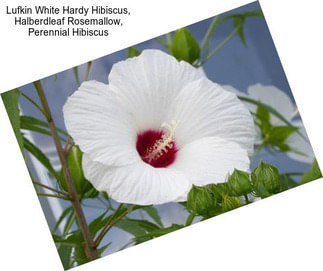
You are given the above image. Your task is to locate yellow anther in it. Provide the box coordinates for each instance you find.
[146,120,179,162]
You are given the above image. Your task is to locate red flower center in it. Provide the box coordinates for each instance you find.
[136,129,177,168]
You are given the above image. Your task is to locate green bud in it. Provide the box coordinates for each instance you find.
[227,169,252,196]
[206,183,229,203]
[170,27,200,65]
[58,145,96,197]
[222,195,241,212]
[187,185,216,216]
[251,160,281,197]
[300,159,322,184]
[127,46,141,58]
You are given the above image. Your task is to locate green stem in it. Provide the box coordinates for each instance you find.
[97,196,109,208]
[238,96,308,142]
[254,142,266,157]
[83,61,92,82]
[201,27,238,65]
[94,204,126,247]
[81,202,107,210]
[244,195,250,204]
[73,66,81,86]
[251,142,266,165]
[37,193,70,201]
[63,211,76,236]
[33,180,69,196]
[201,16,219,52]
[34,80,98,260]
[20,91,46,117]
[185,212,196,226]
[95,210,128,247]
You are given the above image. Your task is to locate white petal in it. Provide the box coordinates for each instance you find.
[168,78,255,155]
[108,49,203,132]
[222,85,257,113]
[286,120,315,163]
[222,85,244,96]
[196,67,207,78]
[169,137,250,186]
[247,84,294,125]
[82,154,192,205]
[63,80,140,166]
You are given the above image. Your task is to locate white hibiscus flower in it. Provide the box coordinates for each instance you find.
[223,83,315,163]
[63,49,255,205]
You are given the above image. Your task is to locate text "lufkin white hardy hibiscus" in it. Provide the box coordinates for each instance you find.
[63,50,255,205]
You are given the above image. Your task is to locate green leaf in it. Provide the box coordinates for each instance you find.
[21,115,68,136]
[63,211,76,236]
[170,27,200,65]
[54,206,73,232]
[256,105,272,136]
[141,206,163,227]
[21,120,53,137]
[53,232,91,267]
[155,34,172,49]
[200,10,264,65]
[82,187,99,199]
[238,96,305,141]
[243,10,264,18]
[98,242,111,256]
[23,136,58,179]
[261,125,299,152]
[127,46,141,58]
[74,244,91,266]
[58,146,96,197]
[73,66,81,86]
[89,210,109,237]
[123,204,136,213]
[269,126,298,143]
[101,192,110,202]
[58,244,72,270]
[279,173,298,191]
[205,10,263,49]
[134,224,184,244]
[300,159,322,184]
[67,146,91,194]
[20,115,68,140]
[115,218,159,239]
[52,232,83,245]
[1,89,24,152]
[88,206,130,238]
[201,16,223,55]
[233,16,246,45]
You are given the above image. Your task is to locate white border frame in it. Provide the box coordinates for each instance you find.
[1,0,322,270]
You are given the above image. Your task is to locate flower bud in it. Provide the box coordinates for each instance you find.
[227,169,252,196]
[187,185,217,216]
[170,27,201,65]
[251,160,281,197]
[222,195,241,212]
[58,145,96,197]
[206,183,229,203]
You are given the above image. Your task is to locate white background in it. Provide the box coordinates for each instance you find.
[0,0,323,270]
